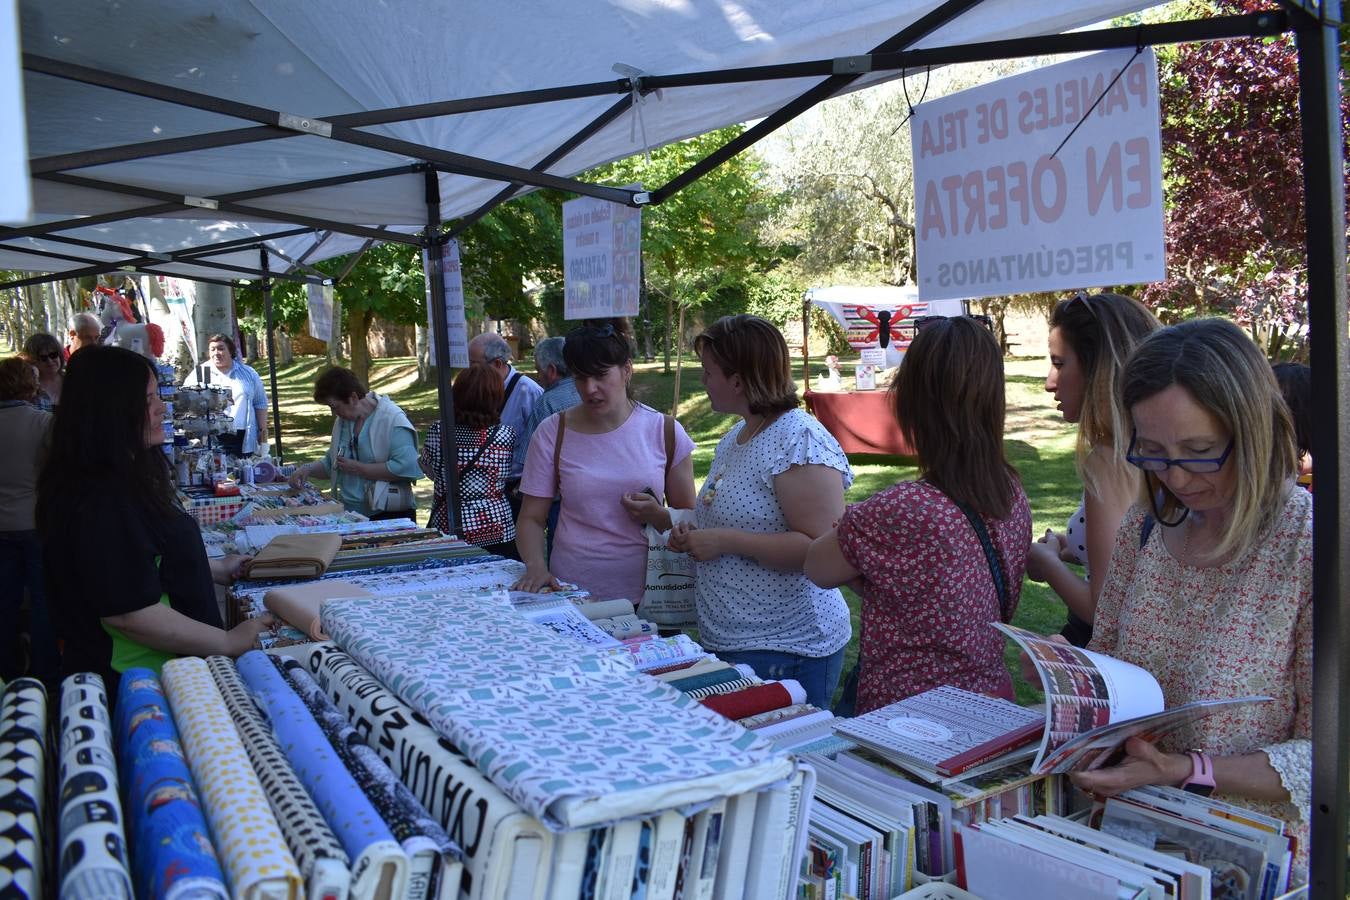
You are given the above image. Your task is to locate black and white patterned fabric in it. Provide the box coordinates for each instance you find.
[0,678,48,899]
[57,673,133,900]
[205,656,351,900]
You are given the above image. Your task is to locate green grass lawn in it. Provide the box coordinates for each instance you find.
[265,351,1079,705]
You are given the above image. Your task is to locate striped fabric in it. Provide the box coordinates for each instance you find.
[205,656,351,900]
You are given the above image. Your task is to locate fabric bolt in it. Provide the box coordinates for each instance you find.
[592,614,657,640]
[57,673,133,900]
[681,678,760,702]
[735,703,818,730]
[649,657,732,683]
[698,681,805,721]
[204,657,350,900]
[324,594,788,828]
[276,656,460,900]
[1091,490,1314,877]
[159,657,302,900]
[232,651,407,900]
[301,642,551,900]
[114,668,228,900]
[613,634,706,672]
[575,599,636,621]
[837,477,1032,714]
[0,678,47,900]
[263,579,375,641]
[689,409,853,658]
[664,667,749,695]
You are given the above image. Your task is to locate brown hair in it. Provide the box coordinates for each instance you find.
[891,316,1018,518]
[0,357,39,402]
[692,315,798,415]
[206,332,237,360]
[22,332,63,371]
[1049,292,1159,489]
[313,366,368,404]
[453,363,504,430]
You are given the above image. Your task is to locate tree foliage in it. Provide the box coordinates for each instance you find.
[1144,0,1350,360]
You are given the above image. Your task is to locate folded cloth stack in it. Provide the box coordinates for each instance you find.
[699,680,808,721]
[0,678,48,900]
[58,673,134,900]
[264,579,375,640]
[244,531,343,579]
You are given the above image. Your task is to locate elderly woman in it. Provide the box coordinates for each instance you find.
[182,332,270,456]
[36,346,269,703]
[22,332,64,410]
[288,366,420,520]
[0,358,57,685]
[624,315,852,709]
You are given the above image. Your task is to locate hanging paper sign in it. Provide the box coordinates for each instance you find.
[422,240,469,367]
[563,192,641,320]
[911,48,1164,301]
[305,283,334,342]
[0,2,30,224]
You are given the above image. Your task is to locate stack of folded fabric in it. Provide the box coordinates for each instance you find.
[264,579,375,640]
[243,531,343,579]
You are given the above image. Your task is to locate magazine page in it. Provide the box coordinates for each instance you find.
[994,624,1165,771]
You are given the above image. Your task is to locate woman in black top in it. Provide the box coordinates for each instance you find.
[35,346,270,701]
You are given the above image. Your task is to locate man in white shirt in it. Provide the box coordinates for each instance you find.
[468,332,542,516]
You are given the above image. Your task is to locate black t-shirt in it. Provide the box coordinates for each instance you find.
[44,494,222,693]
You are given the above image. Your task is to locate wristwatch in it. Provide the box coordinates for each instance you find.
[1180,751,1216,796]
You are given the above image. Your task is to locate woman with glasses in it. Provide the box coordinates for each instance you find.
[805,317,1031,713]
[1072,318,1311,877]
[35,346,269,705]
[514,319,696,601]
[623,315,853,709]
[1026,292,1159,646]
[287,366,420,520]
[22,332,65,410]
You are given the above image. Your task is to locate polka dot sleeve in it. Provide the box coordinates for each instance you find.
[768,414,853,489]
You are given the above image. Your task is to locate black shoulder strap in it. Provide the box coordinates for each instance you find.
[1139,514,1156,548]
[953,500,1012,622]
[457,425,495,476]
[501,370,522,409]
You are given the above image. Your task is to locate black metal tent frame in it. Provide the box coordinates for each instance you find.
[5,4,1344,890]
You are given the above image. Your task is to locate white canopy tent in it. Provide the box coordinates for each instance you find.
[3,4,1345,892]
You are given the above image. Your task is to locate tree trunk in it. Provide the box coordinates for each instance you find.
[414,323,430,383]
[348,306,373,385]
[244,331,260,361]
[662,289,673,374]
[328,293,344,364]
[275,329,294,365]
[670,303,686,415]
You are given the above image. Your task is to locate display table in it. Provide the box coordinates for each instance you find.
[805,389,915,456]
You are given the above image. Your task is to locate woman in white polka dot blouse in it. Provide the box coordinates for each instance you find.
[623,315,852,709]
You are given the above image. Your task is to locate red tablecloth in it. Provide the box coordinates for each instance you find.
[804,389,915,456]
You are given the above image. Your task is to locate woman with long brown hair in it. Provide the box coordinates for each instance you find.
[806,316,1031,713]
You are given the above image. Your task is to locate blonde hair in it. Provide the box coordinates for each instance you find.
[1121,318,1297,561]
[1050,292,1159,496]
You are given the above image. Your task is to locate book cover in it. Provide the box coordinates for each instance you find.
[711,791,759,900]
[832,686,1043,782]
[995,624,1271,775]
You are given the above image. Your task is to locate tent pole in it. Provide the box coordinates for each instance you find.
[259,249,284,464]
[1294,2,1348,895]
[802,295,812,394]
[424,169,461,536]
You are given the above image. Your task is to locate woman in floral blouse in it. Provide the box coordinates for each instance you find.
[420,363,518,558]
[805,316,1031,714]
[1073,318,1312,877]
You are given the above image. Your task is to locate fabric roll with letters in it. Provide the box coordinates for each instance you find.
[277,656,462,900]
[205,656,350,900]
[57,673,133,900]
[160,657,302,900]
[114,668,229,900]
[301,642,554,900]
[234,651,408,900]
[0,678,48,900]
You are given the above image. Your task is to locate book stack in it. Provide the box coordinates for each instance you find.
[956,784,1294,900]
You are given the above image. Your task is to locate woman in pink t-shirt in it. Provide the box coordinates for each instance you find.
[805,316,1031,714]
[514,320,696,601]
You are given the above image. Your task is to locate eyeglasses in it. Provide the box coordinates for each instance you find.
[1126,432,1235,474]
[37,351,61,362]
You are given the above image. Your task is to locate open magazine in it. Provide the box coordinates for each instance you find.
[995,624,1271,775]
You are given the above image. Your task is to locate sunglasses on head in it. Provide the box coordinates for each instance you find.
[568,323,616,339]
[912,314,994,333]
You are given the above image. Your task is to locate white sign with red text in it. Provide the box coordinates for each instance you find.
[911,49,1164,301]
[422,240,469,367]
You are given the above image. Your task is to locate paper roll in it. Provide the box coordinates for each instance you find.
[161,657,302,900]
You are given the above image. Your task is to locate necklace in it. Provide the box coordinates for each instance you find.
[739,413,772,445]
[705,414,775,507]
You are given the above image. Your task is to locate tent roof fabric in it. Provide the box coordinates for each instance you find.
[6,0,1154,281]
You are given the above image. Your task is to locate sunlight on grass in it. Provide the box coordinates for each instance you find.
[265,352,1077,704]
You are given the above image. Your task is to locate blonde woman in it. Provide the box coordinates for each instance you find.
[1026,292,1159,645]
[1074,318,1311,879]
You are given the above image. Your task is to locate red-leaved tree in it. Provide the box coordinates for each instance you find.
[1144,0,1350,360]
